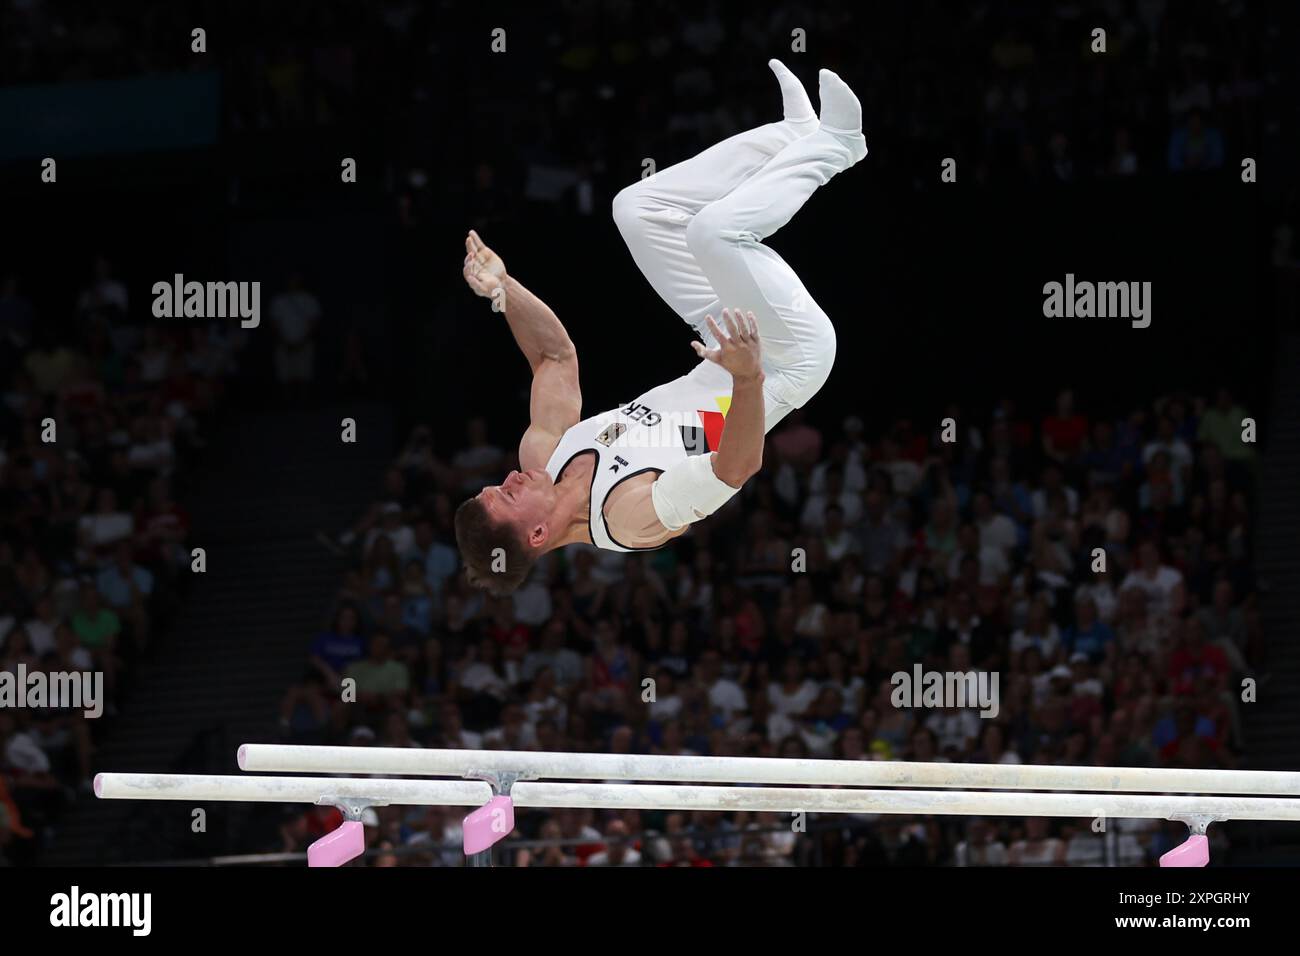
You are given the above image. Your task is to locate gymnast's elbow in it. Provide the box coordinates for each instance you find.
[711,452,761,489]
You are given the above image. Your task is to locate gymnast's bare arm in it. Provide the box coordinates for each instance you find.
[689,310,766,486]
[463,229,582,470]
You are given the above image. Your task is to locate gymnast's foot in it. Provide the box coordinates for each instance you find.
[770,58,818,136]
[817,69,868,165]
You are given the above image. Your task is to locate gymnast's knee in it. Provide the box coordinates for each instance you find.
[793,321,837,404]
[612,184,647,238]
[684,202,731,260]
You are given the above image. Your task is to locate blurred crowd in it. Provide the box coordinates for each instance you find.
[274,384,1259,866]
[0,257,243,865]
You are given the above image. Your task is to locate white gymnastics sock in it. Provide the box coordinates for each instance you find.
[769,58,817,134]
[817,69,868,165]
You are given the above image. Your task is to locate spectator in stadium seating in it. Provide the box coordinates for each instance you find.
[1167,109,1225,172]
[343,631,410,715]
[1121,540,1186,621]
[94,542,153,651]
[308,604,365,688]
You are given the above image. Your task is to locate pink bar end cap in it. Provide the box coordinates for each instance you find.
[1159,834,1210,867]
[463,795,515,855]
[308,820,366,868]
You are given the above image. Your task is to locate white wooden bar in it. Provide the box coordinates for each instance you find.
[94,773,492,806]
[237,744,1300,796]
[93,772,1300,822]
[513,782,1300,821]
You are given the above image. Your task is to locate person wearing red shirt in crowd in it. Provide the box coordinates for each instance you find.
[1042,389,1089,465]
[723,585,767,656]
[485,600,531,654]
[585,620,636,724]
[769,410,823,469]
[892,419,930,464]
[1167,616,1230,696]
[1158,704,1232,766]
[60,363,106,415]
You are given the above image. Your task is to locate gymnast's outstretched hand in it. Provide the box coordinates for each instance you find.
[692,308,763,383]
[463,229,508,299]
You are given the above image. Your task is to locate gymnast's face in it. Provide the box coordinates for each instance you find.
[478,468,557,543]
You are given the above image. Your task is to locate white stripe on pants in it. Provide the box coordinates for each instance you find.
[613,122,857,430]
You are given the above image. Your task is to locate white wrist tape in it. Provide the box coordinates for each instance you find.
[651,453,742,531]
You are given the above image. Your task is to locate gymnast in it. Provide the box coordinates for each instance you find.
[456,60,867,594]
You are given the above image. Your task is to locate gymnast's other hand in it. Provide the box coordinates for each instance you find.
[463,229,508,299]
[691,308,764,383]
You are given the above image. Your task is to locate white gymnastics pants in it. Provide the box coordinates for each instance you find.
[613,121,859,430]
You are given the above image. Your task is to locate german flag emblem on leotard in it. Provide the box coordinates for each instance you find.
[679,395,731,455]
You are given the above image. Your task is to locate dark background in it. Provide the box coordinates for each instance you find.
[1,0,1290,430]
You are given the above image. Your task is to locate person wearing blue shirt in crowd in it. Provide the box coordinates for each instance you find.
[1062,596,1115,662]
[308,604,366,686]
[414,518,459,605]
[95,543,153,610]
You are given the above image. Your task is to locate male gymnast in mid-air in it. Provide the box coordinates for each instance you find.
[456,60,867,594]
